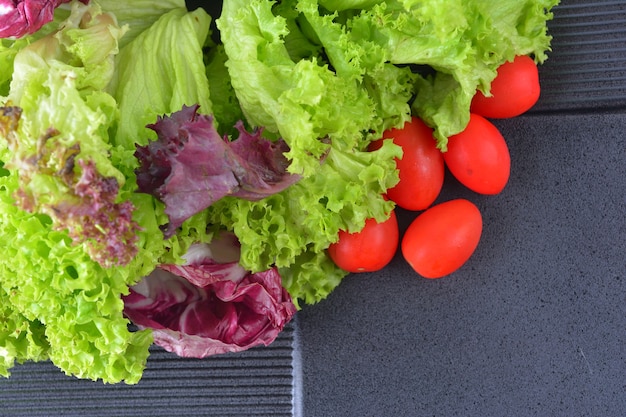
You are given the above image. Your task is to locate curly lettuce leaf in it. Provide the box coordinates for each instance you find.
[0,38,24,97]
[0,173,154,383]
[0,286,49,378]
[0,1,215,383]
[282,0,557,148]
[278,246,348,309]
[333,0,558,147]
[217,0,391,177]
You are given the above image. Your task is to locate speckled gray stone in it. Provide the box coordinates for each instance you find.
[297,112,626,417]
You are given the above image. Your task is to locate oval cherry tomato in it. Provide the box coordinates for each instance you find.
[401,199,482,279]
[369,117,444,211]
[470,55,540,119]
[328,210,399,273]
[443,113,510,195]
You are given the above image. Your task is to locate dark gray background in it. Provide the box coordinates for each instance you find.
[298,110,626,416]
[1,1,625,416]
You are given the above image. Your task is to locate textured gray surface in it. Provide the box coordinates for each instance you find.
[534,0,626,111]
[2,1,626,416]
[0,323,297,416]
[298,111,626,416]
[296,2,626,414]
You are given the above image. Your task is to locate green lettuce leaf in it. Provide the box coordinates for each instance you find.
[108,7,213,153]
[97,0,188,48]
[0,173,153,383]
[204,44,246,137]
[217,0,393,177]
[318,0,383,11]
[215,0,404,304]
[0,1,214,382]
[0,285,49,378]
[279,247,348,309]
[342,0,558,147]
[291,0,557,148]
[0,39,24,98]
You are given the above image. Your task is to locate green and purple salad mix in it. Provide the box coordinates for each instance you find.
[0,0,557,383]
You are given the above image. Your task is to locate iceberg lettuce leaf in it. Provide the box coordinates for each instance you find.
[97,0,188,48]
[108,7,213,153]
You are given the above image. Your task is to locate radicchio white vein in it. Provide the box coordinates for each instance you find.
[122,233,297,358]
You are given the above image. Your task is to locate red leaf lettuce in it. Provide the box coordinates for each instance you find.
[134,105,301,238]
[0,106,140,267]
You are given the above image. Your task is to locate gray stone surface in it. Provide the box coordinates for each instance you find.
[297,112,626,416]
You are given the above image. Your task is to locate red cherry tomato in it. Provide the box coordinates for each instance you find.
[369,117,445,211]
[401,199,482,279]
[443,113,510,195]
[470,55,540,119]
[328,210,399,273]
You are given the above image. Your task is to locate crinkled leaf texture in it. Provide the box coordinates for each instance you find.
[123,234,297,357]
[134,105,301,238]
[0,1,142,267]
[213,0,403,305]
[0,2,215,383]
[0,173,154,383]
[227,0,557,151]
[341,0,559,147]
[218,0,413,177]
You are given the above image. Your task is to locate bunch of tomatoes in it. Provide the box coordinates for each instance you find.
[328,55,541,278]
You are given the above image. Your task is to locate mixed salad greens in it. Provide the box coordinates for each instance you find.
[0,0,557,383]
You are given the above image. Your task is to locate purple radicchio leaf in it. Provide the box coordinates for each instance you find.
[122,232,297,357]
[134,105,301,239]
[0,0,86,39]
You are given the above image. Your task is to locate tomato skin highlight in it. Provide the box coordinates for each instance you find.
[328,210,399,273]
[443,113,511,195]
[369,117,445,211]
[401,199,482,279]
[470,55,540,119]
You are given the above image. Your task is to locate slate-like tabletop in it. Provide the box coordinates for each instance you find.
[1,1,625,416]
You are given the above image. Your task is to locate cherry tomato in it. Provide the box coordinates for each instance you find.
[369,117,444,211]
[328,210,399,273]
[401,199,482,279]
[443,113,510,195]
[470,55,540,119]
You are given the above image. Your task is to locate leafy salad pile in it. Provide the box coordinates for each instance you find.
[0,0,557,383]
